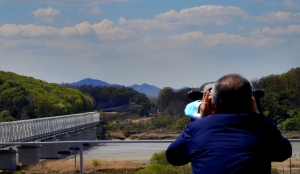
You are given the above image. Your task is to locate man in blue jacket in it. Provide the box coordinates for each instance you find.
[166,73,292,173]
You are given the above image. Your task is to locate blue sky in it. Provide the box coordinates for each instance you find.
[0,0,299,88]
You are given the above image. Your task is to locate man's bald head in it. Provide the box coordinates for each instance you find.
[212,73,253,114]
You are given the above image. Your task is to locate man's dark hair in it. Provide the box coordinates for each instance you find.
[212,73,253,114]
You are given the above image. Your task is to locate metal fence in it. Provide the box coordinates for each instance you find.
[0,140,173,174]
[0,140,300,174]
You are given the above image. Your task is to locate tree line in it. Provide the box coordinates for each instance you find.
[252,67,300,130]
[0,71,94,121]
[0,71,154,122]
[154,67,300,131]
[2,67,299,131]
[66,84,152,116]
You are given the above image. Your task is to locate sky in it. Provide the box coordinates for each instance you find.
[0,0,299,89]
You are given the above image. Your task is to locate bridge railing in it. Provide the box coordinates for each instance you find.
[0,112,100,143]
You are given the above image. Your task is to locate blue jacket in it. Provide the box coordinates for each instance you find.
[166,113,292,174]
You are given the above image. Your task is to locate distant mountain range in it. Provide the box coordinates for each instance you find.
[69,78,163,98]
[70,78,121,87]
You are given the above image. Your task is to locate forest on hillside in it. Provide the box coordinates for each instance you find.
[0,71,153,122]
[69,84,153,116]
[154,67,300,131]
[1,68,300,131]
[252,67,300,130]
[0,71,94,122]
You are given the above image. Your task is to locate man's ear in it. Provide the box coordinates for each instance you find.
[211,103,217,114]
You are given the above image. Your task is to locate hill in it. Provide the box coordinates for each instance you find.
[128,83,161,98]
[71,78,121,87]
[68,79,183,98]
[72,84,153,115]
[251,67,300,129]
[0,71,94,121]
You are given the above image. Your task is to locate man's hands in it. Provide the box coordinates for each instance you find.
[251,96,260,114]
[200,91,213,118]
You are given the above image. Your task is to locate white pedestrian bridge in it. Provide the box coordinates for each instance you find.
[0,111,102,171]
[0,111,100,143]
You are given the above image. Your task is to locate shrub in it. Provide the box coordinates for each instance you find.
[137,151,192,174]
[171,116,190,130]
[92,159,100,167]
[137,163,180,174]
[271,168,278,174]
[150,151,168,165]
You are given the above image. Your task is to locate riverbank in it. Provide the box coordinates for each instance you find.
[7,157,299,174]
[23,160,146,174]
[101,129,298,141]
[100,129,181,140]
[3,140,300,174]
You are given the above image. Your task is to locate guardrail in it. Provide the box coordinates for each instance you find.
[0,112,100,143]
[0,140,174,174]
[0,139,298,173]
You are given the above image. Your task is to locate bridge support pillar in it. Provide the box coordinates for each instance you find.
[18,145,40,166]
[0,148,18,170]
[57,133,71,154]
[89,127,97,140]
[97,125,103,134]
[79,129,89,140]
[80,129,90,146]
[39,137,59,159]
[69,131,81,150]
[80,129,89,140]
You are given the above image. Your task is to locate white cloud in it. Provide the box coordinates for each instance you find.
[254,11,292,23]
[60,22,91,37]
[201,33,249,46]
[0,20,135,40]
[0,0,127,5]
[119,5,247,30]
[119,17,162,30]
[91,7,102,14]
[78,6,102,14]
[251,25,300,35]
[32,7,60,23]
[283,0,300,9]
[250,11,300,23]
[168,31,204,42]
[0,24,57,37]
[238,26,246,30]
[168,32,276,47]
[91,19,136,40]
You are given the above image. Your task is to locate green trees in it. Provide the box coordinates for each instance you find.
[149,87,194,130]
[157,87,192,118]
[74,85,142,107]
[71,84,152,115]
[157,87,175,111]
[170,116,190,130]
[0,110,15,122]
[137,151,192,174]
[154,67,300,131]
[0,71,94,121]
[252,67,300,128]
[281,111,300,130]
